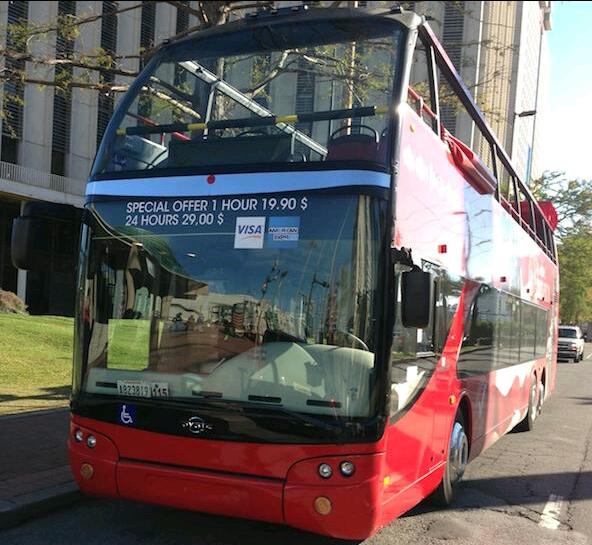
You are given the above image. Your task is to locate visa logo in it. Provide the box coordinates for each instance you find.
[238,225,263,235]
[234,217,266,249]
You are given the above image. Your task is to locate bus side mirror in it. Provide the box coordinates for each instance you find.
[401,269,433,328]
[11,202,81,270]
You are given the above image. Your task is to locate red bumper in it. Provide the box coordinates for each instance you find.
[69,418,385,540]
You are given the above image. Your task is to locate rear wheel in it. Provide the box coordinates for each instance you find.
[430,412,469,506]
[515,378,538,432]
[537,381,545,416]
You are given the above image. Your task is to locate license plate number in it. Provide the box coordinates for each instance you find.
[117,380,151,398]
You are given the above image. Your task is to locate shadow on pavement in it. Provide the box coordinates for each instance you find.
[0,385,71,405]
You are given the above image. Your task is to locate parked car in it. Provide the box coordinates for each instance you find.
[557,325,585,362]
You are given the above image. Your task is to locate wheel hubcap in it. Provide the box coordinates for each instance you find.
[449,422,469,484]
[529,383,537,424]
[537,383,545,415]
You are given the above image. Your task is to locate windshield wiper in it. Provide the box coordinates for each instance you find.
[244,403,348,433]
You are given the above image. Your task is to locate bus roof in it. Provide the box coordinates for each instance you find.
[161,5,422,52]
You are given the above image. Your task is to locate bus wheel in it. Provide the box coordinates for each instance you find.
[515,378,538,432]
[537,381,545,416]
[430,412,469,506]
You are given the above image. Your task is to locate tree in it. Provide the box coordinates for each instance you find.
[531,171,592,238]
[556,226,592,323]
[532,172,592,323]
[0,1,276,135]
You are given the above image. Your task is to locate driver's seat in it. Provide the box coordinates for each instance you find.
[326,131,380,162]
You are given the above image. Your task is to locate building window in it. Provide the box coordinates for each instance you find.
[51,1,76,176]
[97,1,119,149]
[440,2,464,131]
[1,137,19,164]
[1,1,29,163]
[172,1,190,121]
[0,200,20,294]
[294,56,316,158]
[140,2,155,70]
[176,1,189,35]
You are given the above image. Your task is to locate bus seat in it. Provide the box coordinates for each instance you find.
[326,125,380,162]
[376,135,390,164]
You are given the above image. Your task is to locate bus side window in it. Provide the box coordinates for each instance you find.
[535,307,549,358]
[520,303,537,361]
[457,284,495,376]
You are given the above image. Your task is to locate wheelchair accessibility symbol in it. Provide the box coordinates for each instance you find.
[119,404,136,425]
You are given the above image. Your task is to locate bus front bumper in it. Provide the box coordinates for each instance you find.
[69,420,385,540]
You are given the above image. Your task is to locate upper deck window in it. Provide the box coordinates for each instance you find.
[93,18,403,176]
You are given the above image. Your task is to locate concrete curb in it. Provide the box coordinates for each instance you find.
[0,408,70,421]
[0,482,82,530]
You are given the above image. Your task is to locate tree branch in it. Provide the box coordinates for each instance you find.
[20,2,150,39]
[0,71,129,93]
[0,49,139,78]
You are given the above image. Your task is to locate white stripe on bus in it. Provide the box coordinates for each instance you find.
[86,170,390,198]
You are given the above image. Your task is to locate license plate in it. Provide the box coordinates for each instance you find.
[150,382,169,398]
[117,380,151,398]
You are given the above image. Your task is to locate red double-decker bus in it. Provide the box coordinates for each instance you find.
[15,5,558,540]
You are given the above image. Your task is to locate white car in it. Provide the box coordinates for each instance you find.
[557,325,585,362]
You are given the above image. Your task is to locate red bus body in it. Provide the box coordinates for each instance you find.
[69,7,559,540]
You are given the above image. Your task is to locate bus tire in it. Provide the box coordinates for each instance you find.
[515,378,538,432]
[430,411,469,507]
[537,380,545,416]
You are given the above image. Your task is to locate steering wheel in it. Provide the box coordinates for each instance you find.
[145,148,168,169]
[287,152,307,162]
[329,124,379,143]
[337,330,370,351]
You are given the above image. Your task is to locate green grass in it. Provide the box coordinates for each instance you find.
[108,319,151,370]
[0,314,73,415]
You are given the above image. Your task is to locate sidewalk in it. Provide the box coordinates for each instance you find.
[0,409,80,529]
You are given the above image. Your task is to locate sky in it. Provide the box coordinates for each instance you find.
[543,1,592,179]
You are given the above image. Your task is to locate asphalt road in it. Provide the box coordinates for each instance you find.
[2,348,592,545]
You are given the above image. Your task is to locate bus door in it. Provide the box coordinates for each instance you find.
[429,265,464,468]
[384,261,441,498]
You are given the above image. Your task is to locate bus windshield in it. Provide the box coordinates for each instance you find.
[80,191,386,421]
[93,18,402,176]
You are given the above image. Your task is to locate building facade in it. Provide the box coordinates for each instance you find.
[0,1,551,315]
[0,1,197,314]
[408,0,552,182]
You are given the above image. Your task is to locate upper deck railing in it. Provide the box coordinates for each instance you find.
[415,22,557,264]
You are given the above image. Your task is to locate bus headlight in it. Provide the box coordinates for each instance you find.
[339,460,356,477]
[318,463,333,479]
[74,429,84,442]
[86,435,97,448]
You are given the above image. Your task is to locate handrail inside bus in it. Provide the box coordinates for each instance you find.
[179,61,327,156]
[407,86,437,121]
[116,105,388,138]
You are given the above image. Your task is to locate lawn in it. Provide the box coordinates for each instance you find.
[0,314,73,415]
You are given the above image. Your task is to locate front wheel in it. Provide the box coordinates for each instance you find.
[430,412,469,506]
